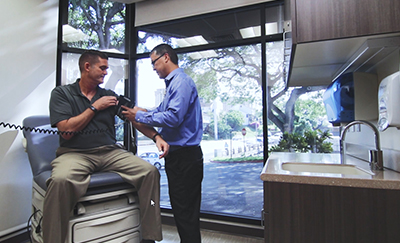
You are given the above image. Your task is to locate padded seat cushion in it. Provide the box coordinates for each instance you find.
[23,116,134,196]
[34,171,131,196]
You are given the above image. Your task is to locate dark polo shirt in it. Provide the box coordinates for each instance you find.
[49,79,118,149]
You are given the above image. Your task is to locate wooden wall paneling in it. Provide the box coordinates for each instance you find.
[264,181,400,243]
[293,0,400,43]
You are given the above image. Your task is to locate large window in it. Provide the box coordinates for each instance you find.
[60,0,132,144]
[65,1,126,53]
[60,0,129,86]
[265,39,338,153]
[136,2,285,221]
[61,52,128,142]
[136,45,264,218]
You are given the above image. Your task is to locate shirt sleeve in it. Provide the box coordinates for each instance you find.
[49,87,74,127]
[135,76,192,128]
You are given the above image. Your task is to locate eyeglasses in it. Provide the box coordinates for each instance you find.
[151,53,166,66]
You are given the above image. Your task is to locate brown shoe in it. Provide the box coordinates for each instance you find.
[141,240,155,243]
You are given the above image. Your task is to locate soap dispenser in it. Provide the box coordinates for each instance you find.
[378,71,400,131]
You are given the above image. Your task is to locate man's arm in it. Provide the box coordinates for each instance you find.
[56,108,96,140]
[131,120,169,158]
[121,78,192,128]
[56,96,118,140]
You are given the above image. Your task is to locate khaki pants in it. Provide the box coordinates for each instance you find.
[42,145,162,243]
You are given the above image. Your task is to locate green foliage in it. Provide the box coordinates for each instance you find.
[294,90,329,133]
[224,110,245,131]
[269,129,333,153]
[204,110,245,139]
[185,66,219,103]
[304,130,333,153]
[208,120,233,139]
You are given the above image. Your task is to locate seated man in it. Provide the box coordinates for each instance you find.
[44,50,167,243]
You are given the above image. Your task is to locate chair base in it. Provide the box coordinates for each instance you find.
[29,181,141,243]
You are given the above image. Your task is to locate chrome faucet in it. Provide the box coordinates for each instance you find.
[340,120,383,171]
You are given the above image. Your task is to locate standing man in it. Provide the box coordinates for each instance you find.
[122,44,204,243]
[46,50,166,243]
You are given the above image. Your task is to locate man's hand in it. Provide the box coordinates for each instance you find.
[155,135,169,158]
[121,106,147,122]
[91,96,118,111]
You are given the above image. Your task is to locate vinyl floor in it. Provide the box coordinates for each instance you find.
[158,224,264,243]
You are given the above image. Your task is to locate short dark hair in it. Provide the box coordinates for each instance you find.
[150,44,178,65]
[78,50,108,72]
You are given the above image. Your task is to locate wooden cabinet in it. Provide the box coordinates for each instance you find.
[264,181,400,243]
[291,0,400,44]
[286,0,400,87]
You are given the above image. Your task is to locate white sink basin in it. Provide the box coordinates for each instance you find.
[281,162,374,176]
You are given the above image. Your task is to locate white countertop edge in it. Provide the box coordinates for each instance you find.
[260,152,400,190]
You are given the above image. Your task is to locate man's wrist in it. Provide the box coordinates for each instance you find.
[89,105,98,113]
[152,133,161,142]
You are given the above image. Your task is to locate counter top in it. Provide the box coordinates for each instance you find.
[261,152,400,190]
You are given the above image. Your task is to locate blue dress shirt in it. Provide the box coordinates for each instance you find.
[135,68,203,147]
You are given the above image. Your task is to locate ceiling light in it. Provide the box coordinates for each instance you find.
[188,50,218,60]
[174,35,218,60]
[239,22,278,39]
[240,27,259,39]
[175,35,208,47]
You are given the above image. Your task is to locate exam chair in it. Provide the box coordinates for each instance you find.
[23,115,141,243]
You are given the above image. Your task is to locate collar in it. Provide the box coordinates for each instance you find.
[69,79,81,95]
[72,79,100,99]
[164,68,182,88]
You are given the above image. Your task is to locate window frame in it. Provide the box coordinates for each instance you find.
[57,0,136,151]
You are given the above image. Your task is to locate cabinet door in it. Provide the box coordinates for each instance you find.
[264,181,400,243]
[294,0,400,43]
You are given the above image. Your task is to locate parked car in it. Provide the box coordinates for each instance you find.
[139,152,165,170]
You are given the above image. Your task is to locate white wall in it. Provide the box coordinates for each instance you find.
[0,0,58,238]
[344,49,400,171]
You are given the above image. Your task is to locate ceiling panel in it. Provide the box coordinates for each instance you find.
[139,8,264,43]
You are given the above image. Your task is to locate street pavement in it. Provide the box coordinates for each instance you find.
[138,139,264,219]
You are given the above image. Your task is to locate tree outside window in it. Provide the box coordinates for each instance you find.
[67,0,126,52]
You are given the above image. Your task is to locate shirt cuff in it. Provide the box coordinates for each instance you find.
[135,110,147,123]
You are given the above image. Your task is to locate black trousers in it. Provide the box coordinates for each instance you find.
[165,145,204,243]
